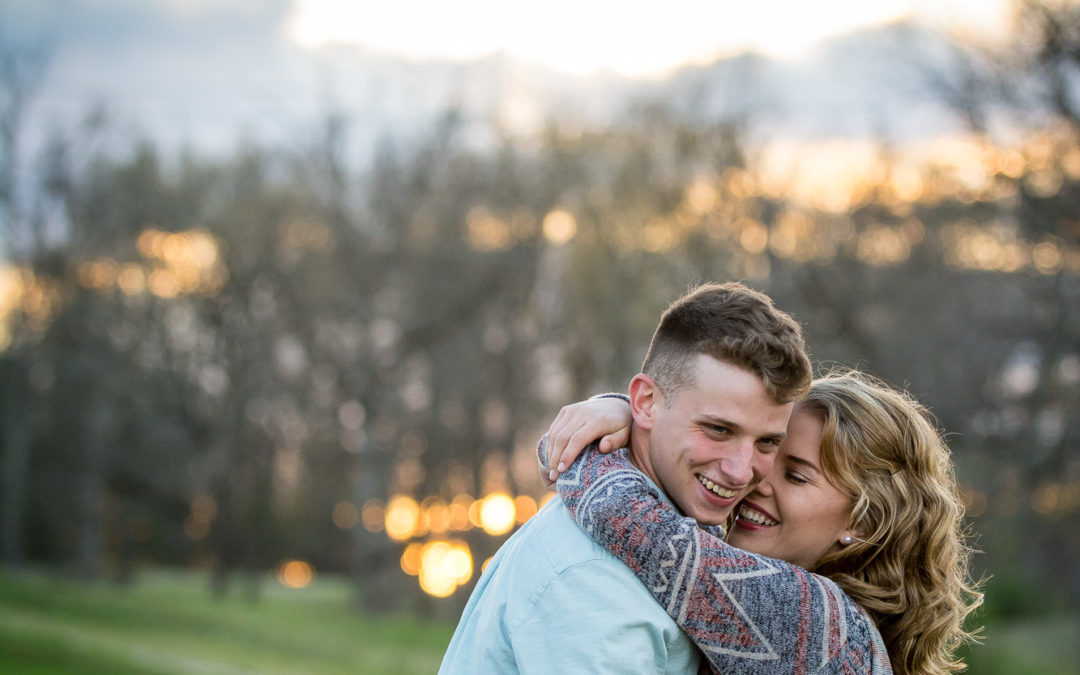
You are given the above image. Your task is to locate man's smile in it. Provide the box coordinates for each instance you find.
[696,473,737,499]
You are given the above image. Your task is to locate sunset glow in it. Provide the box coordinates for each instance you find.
[374,490,542,597]
[286,0,1010,75]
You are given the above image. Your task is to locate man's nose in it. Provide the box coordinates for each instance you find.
[753,471,776,497]
[717,439,755,487]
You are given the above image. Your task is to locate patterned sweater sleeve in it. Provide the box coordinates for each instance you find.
[539,439,892,674]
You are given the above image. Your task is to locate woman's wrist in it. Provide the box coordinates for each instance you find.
[590,392,630,403]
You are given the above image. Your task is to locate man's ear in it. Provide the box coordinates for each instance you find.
[628,373,662,430]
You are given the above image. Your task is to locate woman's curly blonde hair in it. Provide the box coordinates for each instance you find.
[800,370,983,675]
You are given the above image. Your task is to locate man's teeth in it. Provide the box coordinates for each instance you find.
[737,505,778,526]
[696,474,736,499]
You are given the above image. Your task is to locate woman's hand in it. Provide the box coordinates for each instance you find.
[537,438,558,492]
[543,395,633,481]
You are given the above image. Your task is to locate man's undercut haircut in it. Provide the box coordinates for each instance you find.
[641,281,812,405]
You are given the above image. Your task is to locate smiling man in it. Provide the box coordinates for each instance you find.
[438,282,811,673]
[627,354,794,527]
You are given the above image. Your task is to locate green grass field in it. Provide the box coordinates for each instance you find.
[962,612,1080,675]
[2,566,1078,674]
[0,568,455,674]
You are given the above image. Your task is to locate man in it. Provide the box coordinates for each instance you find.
[439,282,812,673]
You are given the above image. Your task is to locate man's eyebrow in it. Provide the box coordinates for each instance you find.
[696,414,737,429]
[696,415,787,441]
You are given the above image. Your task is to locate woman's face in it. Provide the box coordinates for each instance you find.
[727,408,854,569]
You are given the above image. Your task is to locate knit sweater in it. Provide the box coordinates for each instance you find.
[540,441,892,674]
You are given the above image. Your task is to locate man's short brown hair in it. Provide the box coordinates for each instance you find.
[641,282,811,405]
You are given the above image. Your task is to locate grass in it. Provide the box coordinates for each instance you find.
[0,567,455,674]
[4,566,1078,674]
[963,612,1080,675]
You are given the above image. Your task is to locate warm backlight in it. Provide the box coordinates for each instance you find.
[277,560,314,588]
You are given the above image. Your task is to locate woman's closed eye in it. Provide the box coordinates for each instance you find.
[785,471,812,485]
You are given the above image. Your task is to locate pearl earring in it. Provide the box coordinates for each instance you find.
[842,535,854,545]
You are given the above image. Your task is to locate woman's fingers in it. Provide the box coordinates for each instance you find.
[597,427,631,454]
[545,405,586,477]
[552,424,605,476]
[537,444,557,491]
[544,397,634,478]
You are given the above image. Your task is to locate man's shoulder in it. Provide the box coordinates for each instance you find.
[440,497,697,674]
[516,498,629,572]
[488,497,686,625]
[477,498,646,603]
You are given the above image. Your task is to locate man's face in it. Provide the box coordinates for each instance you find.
[630,355,793,526]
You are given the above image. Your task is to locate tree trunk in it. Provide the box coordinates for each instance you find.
[76,391,110,580]
[1,359,30,565]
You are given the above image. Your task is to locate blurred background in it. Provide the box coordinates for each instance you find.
[1,0,1078,672]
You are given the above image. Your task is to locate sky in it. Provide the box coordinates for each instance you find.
[4,0,1013,76]
[0,0,1019,165]
[284,0,1013,75]
[0,0,1032,261]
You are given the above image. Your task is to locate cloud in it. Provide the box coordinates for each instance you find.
[2,0,292,52]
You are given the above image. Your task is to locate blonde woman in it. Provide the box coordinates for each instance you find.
[542,370,982,674]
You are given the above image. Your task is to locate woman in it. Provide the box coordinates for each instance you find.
[541,370,982,674]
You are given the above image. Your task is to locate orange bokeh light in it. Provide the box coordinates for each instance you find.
[513,495,537,524]
[277,560,314,589]
[385,494,421,541]
[416,539,474,598]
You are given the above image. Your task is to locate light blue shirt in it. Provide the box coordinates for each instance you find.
[438,492,701,674]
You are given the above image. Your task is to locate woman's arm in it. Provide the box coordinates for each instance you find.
[542,394,632,481]
[541,441,891,674]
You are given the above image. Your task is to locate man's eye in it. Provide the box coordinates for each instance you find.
[706,424,730,435]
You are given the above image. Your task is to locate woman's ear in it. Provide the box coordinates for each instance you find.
[628,373,661,430]
[839,526,867,546]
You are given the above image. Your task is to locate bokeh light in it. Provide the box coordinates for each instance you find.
[183,515,210,541]
[400,542,423,575]
[417,539,474,598]
[424,498,451,535]
[385,495,421,541]
[468,498,485,529]
[513,495,537,524]
[117,264,146,295]
[542,209,577,245]
[466,206,512,251]
[449,494,473,530]
[381,491,548,597]
[73,228,226,302]
[361,499,385,532]
[332,501,360,529]
[479,492,516,536]
[183,494,217,541]
[277,560,315,588]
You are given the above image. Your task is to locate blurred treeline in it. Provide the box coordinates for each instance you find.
[1,0,1078,626]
